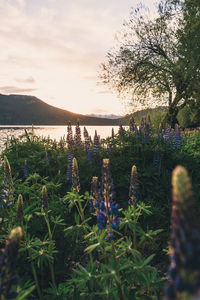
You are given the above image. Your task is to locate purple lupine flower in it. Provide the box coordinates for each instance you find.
[97,210,107,229]
[16,194,24,221]
[67,121,74,149]
[139,117,145,132]
[101,158,120,239]
[111,128,115,138]
[72,158,80,193]
[59,138,65,152]
[93,130,100,160]
[52,139,57,151]
[74,120,81,147]
[83,127,90,152]
[110,201,119,214]
[41,185,49,210]
[111,216,120,230]
[153,145,160,169]
[0,227,22,299]
[101,159,114,204]
[129,117,135,134]
[129,165,139,205]
[106,143,112,154]
[164,166,200,300]
[118,124,124,138]
[107,231,114,240]
[24,160,29,178]
[158,124,164,143]
[174,124,181,150]
[165,124,172,144]
[66,149,74,181]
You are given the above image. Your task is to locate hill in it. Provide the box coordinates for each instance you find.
[0,94,121,125]
[121,106,167,125]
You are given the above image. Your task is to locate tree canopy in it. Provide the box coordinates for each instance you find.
[100,0,200,127]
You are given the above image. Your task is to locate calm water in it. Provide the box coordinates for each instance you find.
[0,125,127,152]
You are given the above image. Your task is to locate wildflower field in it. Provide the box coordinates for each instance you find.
[1,119,200,299]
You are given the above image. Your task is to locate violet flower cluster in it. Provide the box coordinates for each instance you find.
[74,120,82,147]
[93,130,100,160]
[94,159,120,239]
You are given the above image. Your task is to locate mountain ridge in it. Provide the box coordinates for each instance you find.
[0,94,122,125]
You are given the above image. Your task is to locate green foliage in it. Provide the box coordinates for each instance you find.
[1,128,200,299]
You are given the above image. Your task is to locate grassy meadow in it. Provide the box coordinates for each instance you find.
[1,120,200,299]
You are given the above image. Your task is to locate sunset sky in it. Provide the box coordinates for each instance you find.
[0,0,156,116]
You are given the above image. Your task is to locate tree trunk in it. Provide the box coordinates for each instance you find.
[163,105,179,128]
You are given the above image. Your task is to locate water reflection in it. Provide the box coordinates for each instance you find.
[0,125,128,152]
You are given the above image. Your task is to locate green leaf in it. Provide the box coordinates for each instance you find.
[84,243,100,253]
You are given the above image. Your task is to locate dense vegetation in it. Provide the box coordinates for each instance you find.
[1,120,200,299]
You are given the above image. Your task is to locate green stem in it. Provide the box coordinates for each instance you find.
[31,262,42,300]
[111,241,125,300]
[43,212,57,288]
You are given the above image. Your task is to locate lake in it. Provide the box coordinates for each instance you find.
[0,125,128,152]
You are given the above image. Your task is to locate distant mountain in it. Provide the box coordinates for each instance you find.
[86,113,122,119]
[0,94,121,125]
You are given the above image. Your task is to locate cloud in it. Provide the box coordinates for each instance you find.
[0,86,37,94]
[15,76,36,84]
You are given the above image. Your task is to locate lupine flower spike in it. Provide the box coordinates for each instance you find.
[89,176,99,214]
[41,185,49,210]
[1,156,14,208]
[118,123,124,138]
[153,145,161,169]
[129,117,135,134]
[174,124,181,150]
[111,128,115,138]
[66,149,74,182]
[72,158,80,193]
[165,166,200,300]
[0,227,22,299]
[24,160,29,178]
[93,130,100,160]
[67,121,74,149]
[17,194,24,221]
[99,159,120,238]
[158,124,164,143]
[74,120,81,147]
[129,165,139,205]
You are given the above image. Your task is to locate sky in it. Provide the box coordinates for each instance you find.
[0,0,156,116]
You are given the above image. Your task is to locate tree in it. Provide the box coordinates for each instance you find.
[100,0,200,127]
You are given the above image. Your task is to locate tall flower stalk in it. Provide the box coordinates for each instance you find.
[0,227,22,300]
[16,194,24,222]
[72,158,80,193]
[165,166,200,300]
[129,165,139,205]
[1,156,14,209]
